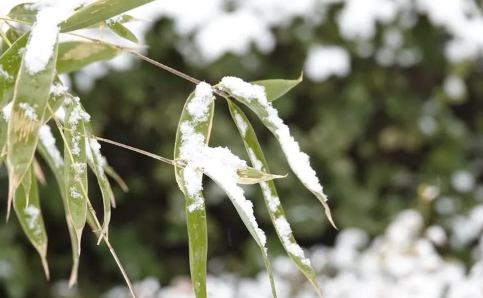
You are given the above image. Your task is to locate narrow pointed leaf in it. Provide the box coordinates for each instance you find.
[56,41,121,74]
[7,3,37,25]
[174,91,213,298]
[229,100,323,297]
[251,73,303,102]
[84,120,113,239]
[6,33,58,220]
[219,77,336,228]
[105,164,129,194]
[59,0,156,32]
[37,124,79,286]
[14,166,49,279]
[1,27,22,53]
[64,96,89,250]
[107,21,138,43]
[237,167,286,185]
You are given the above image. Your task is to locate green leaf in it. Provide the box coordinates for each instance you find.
[14,166,49,279]
[7,3,37,25]
[229,100,323,297]
[56,41,121,74]
[105,164,129,194]
[84,120,113,240]
[218,78,336,229]
[6,32,58,220]
[0,32,30,107]
[107,21,138,43]
[251,72,303,102]
[59,0,156,32]
[174,91,213,298]
[1,27,22,53]
[64,95,89,251]
[237,167,286,185]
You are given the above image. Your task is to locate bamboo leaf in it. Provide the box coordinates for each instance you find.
[59,0,156,32]
[56,41,121,74]
[218,77,336,229]
[7,3,37,25]
[37,123,80,287]
[6,32,58,220]
[251,72,303,102]
[14,165,49,279]
[229,100,323,297]
[84,120,113,240]
[105,164,129,194]
[0,32,29,107]
[1,27,22,53]
[64,96,89,251]
[237,167,286,185]
[107,21,138,43]
[174,90,213,298]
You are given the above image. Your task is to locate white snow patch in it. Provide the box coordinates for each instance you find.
[39,125,63,168]
[70,186,83,199]
[304,45,351,82]
[19,102,38,121]
[2,102,12,121]
[50,82,68,96]
[54,106,65,123]
[89,139,106,175]
[186,82,215,123]
[233,111,248,137]
[260,182,280,213]
[24,205,40,230]
[74,162,87,176]
[275,216,310,266]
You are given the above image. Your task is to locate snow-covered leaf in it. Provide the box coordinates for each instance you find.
[229,100,323,298]
[64,95,89,251]
[59,0,155,32]
[13,166,49,279]
[107,21,138,43]
[84,119,113,239]
[174,89,213,298]
[6,32,58,220]
[7,3,37,25]
[56,41,121,74]
[251,73,303,102]
[218,77,336,229]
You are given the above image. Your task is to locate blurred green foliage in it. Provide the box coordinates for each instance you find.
[1,7,481,298]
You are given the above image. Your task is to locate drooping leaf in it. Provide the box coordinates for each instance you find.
[14,166,49,279]
[218,78,336,229]
[84,120,113,240]
[251,72,303,102]
[64,96,89,251]
[107,21,138,43]
[6,32,58,220]
[7,3,37,25]
[174,91,213,298]
[228,100,323,297]
[56,41,121,74]
[60,0,156,32]
[105,164,129,194]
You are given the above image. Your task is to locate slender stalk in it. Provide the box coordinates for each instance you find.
[0,28,12,47]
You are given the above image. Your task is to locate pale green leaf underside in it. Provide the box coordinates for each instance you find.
[251,72,303,102]
[108,21,139,43]
[56,41,121,74]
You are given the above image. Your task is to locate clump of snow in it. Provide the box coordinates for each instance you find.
[2,102,12,121]
[19,102,39,121]
[39,124,63,168]
[50,83,68,96]
[220,76,327,198]
[24,205,40,230]
[275,216,311,266]
[67,97,91,127]
[89,139,106,175]
[54,106,65,123]
[186,82,215,122]
[233,111,248,137]
[70,186,83,199]
[304,45,351,82]
[74,162,87,176]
